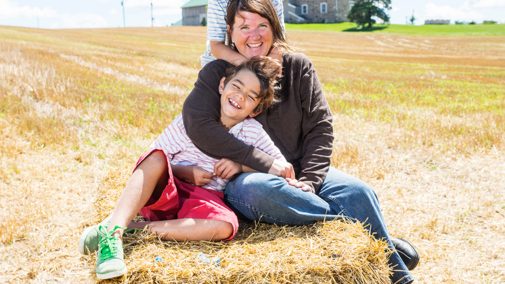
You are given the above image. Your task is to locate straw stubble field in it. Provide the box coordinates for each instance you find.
[0,25,504,283]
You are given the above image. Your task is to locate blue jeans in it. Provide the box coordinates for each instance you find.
[224,167,414,284]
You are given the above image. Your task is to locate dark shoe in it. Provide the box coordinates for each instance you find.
[390,237,420,271]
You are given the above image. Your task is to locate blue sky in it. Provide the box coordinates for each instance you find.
[0,0,504,29]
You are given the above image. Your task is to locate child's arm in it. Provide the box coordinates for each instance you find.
[171,164,214,187]
[152,115,215,187]
[210,41,247,66]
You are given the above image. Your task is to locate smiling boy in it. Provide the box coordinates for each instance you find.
[78,56,288,280]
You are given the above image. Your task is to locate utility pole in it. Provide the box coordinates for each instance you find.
[151,1,154,27]
[121,1,125,28]
[37,13,39,28]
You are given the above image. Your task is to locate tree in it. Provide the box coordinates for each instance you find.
[347,0,391,29]
[410,11,416,25]
[201,17,207,26]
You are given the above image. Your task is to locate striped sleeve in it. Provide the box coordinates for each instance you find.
[273,0,285,34]
[244,119,286,162]
[207,0,228,42]
[253,128,286,162]
[150,115,187,161]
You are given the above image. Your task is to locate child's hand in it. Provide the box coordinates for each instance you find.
[268,159,295,179]
[214,158,242,179]
[285,178,312,192]
[191,166,215,186]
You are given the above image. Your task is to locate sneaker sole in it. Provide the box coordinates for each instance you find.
[96,266,127,280]
[78,225,97,255]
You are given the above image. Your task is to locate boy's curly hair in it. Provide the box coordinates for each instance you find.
[223,56,282,114]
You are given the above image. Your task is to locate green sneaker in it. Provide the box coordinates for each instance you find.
[96,225,127,280]
[79,215,113,255]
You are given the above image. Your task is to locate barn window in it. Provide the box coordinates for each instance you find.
[301,4,308,14]
[321,3,327,13]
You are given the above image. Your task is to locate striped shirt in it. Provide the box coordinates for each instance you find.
[150,114,286,192]
[200,0,285,67]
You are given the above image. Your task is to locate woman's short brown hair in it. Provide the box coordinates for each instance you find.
[226,0,290,53]
[223,56,281,113]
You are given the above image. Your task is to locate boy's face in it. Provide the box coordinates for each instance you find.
[219,69,261,128]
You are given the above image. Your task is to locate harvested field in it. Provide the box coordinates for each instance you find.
[0,25,504,283]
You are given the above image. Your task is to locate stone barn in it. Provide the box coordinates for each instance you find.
[283,0,354,23]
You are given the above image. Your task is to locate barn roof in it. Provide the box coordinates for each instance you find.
[181,0,208,8]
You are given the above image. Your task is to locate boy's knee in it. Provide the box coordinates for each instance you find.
[139,151,168,171]
[147,150,167,165]
[213,222,233,241]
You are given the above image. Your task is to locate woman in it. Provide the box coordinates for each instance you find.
[182,0,418,283]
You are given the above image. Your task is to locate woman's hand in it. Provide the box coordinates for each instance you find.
[171,164,214,187]
[285,178,312,192]
[268,159,295,179]
[214,158,242,179]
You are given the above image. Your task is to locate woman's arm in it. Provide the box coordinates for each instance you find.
[296,57,334,194]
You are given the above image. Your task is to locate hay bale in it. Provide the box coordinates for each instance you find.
[94,165,391,283]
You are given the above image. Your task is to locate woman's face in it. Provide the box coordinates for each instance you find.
[228,11,274,59]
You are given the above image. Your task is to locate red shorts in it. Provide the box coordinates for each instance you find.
[134,149,239,241]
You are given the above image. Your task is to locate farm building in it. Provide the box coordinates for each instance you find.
[182,0,208,26]
[181,0,354,26]
[425,19,450,25]
[283,0,354,23]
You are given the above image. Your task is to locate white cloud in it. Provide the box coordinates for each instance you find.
[109,8,118,14]
[424,3,483,22]
[153,8,182,16]
[0,0,58,19]
[390,4,400,12]
[62,13,108,28]
[473,0,505,8]
[461,0,505,9]
[124,0,186,8]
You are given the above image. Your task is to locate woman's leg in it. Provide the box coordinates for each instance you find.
[224,172,338,225]
[317,168,414,284]
[127,218,233,241]
[225,168,414,284]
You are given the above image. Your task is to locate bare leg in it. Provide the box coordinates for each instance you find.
[127,218,233,241]
[107,150,168,238]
